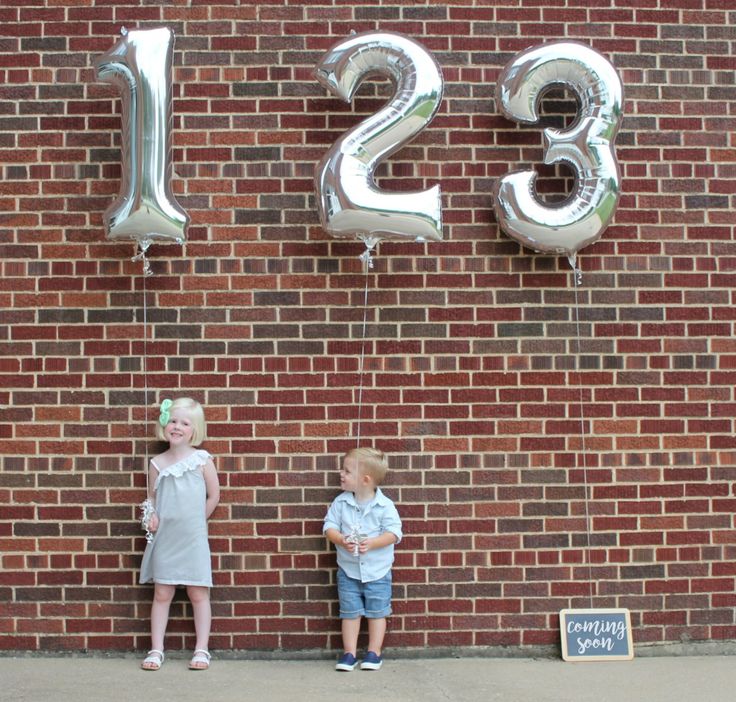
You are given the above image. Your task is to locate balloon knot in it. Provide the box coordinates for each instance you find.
[132,240,153,276]
[359,247,374,270]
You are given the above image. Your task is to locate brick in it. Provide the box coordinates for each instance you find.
[1,0,735,655]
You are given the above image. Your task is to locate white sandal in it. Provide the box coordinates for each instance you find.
[141,649,164,671]
[189,649,211,670]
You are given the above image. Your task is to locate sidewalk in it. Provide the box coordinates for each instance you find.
[0,653,733,702]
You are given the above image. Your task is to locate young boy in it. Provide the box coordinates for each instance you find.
[323,447,402,671]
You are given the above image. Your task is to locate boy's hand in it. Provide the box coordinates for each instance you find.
[357,532,398,553]
[336,533,353,550]
[357,537,375,553]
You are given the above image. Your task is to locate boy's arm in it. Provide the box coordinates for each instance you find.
[358,530,397,553]
[359,502,402,553]
[382,501,403,543]
[324,499,350,550]
[325,527,352,550]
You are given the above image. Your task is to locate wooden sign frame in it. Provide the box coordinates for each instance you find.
[559,608,634,662]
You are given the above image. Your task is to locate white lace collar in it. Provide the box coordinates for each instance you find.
[153,449,211,489]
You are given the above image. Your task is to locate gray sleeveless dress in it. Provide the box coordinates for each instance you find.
[139,449,213,587]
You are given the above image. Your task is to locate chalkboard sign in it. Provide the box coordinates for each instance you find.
[559,608,634,662]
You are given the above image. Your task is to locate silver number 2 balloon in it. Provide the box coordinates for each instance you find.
[95,27,189,271]
[314,31,444,255]
[492,41,624,262]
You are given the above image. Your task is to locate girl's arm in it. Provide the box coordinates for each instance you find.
[147,462,158,502]
[203,458,220,519]
[147,461,160,532]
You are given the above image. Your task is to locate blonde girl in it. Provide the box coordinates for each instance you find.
[139,397,219,671]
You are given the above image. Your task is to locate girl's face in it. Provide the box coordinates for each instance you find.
[164,408,195,447]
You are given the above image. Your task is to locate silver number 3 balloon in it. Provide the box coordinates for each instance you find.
[492,41,624,261]
[314,31,444,254]
[95,27,189,270]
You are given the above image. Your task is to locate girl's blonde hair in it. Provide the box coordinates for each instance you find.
[155,397,207,447]
[346,446,388,486]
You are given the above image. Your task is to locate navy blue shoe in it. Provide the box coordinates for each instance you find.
[335,652,358,671]
[360,651,383,670]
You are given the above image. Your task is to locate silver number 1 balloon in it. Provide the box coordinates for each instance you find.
[314,31,444,254]
[95,27,189,269]
[492,41,624,260]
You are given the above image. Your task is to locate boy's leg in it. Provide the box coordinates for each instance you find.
[337,567,364,654]
[366,617,386,656]
[341,616,362,655]
[362,571,392,666]
[187,585,212,654]
[336,568,363,669]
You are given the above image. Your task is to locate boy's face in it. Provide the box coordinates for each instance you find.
[340,457,362,493]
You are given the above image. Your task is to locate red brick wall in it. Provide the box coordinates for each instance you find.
[1,0,735,654]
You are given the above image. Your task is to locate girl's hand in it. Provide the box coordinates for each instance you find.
[149,513,160,533]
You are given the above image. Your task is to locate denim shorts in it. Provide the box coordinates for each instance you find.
[337,567,392,619]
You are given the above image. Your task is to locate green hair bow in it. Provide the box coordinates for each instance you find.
[158,399,173,427]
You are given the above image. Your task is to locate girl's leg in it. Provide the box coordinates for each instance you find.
[150,583,176,652]
[367,617,386,656]
[341,616,362,655]
[187,585,212,653]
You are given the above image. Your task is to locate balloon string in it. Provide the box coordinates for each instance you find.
[138,270,157,543]
[355,260,371,448]
[142,270,149,496]
[570,258,594,609]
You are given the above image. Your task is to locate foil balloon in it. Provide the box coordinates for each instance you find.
[314,31,444,261]
[492,41,623,261]
[95,26,189,274]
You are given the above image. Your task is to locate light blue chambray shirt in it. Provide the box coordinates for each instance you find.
[323,488,403,583]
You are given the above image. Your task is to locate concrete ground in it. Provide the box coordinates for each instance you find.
[0,653,733,702]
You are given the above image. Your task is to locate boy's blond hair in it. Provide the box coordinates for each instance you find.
[155,397,207,447]
[346,447,388,486]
